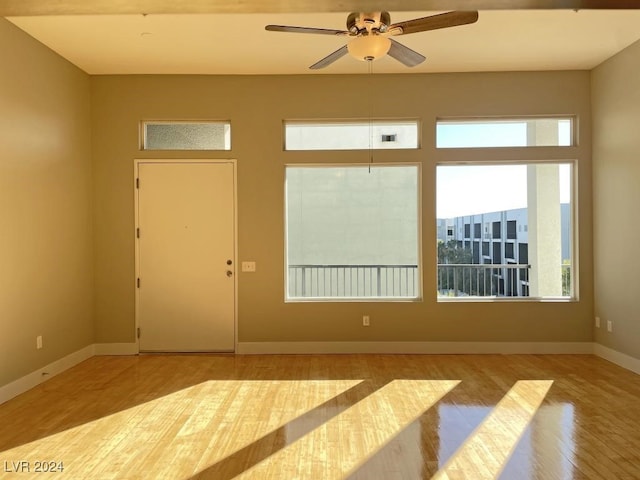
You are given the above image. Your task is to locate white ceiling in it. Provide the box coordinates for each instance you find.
[7,10,640,75]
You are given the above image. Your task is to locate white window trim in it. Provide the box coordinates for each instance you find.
[283,118,421,151]
[436,115,577,149]
[284,162,423,303]
[435,158,578,303]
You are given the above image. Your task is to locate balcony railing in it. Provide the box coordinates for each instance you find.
[438,263,530,297]
[288,264,418,298]
[438,263,572,297]
[287,263,571,299]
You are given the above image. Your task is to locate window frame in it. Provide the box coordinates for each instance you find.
[284,162,423,303]
[436,115,577,149]
[283,118,421,151]
[435,158,578,303]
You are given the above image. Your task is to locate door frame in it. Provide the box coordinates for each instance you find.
[133,159,238,353]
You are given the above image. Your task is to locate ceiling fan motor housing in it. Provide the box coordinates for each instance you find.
[347,11,391,34]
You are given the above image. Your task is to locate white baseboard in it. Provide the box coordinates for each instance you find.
[0,344,94,406]
[0,343,138,405]
[5,342,634,407]
[94,342,138,355]
[594,344,640,375]
[237,341,594,355]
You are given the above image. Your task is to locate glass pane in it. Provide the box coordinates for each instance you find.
[436,163,573,299]
[436,118,573,148]
[285,120,419,150]
[143,122,230,150]
[286,165,420,300]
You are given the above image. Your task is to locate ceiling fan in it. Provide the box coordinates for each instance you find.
[265,11,479,70]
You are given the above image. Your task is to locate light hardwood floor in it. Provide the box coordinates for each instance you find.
[1,354,639,479]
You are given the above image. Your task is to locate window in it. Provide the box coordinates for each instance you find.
[505,242,515,259]
[436,117,574,148]
[142,121,231,150]
[284,119,419,151]
[285,164,421,301]
[492,222,501,239]
[437,162,574,299]
[464,223,471,238]
[518,243,529,264]
[492,242,502,264]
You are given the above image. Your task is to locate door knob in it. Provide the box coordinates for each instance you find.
[226,270,233,277]
[227,259,232,265]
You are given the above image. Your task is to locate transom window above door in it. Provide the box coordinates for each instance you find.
[141,121,231,150]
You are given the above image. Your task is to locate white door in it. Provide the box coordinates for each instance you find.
[136,161,235,352]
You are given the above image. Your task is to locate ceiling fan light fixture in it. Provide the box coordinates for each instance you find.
[347,35,391,62]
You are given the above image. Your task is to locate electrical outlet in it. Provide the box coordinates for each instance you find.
[362,315,370,327]
[595,317,600,328]
[241,261,256,272]
[607,320,613,333]
[36,336,43,349]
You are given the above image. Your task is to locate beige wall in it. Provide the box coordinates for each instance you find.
[0,19,93,386]
[0,17,599,391]
[592,39,640,359]
[91,71,594,345]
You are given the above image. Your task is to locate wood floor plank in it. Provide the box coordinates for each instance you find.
[0,354,639,479]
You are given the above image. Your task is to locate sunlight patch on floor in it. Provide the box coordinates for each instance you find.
[0,379,361,479]
[234,379,461,480]
[431,380,554,480]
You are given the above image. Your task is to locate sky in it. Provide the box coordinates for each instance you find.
[437,164,572,218]
[436,120,572,218]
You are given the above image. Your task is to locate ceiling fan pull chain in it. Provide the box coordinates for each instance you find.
[368,59,374,173]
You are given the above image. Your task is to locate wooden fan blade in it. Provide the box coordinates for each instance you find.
[387,39,426,67]
[389,11,478,36]
[265,25,349,36]
[309,45,349,69]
